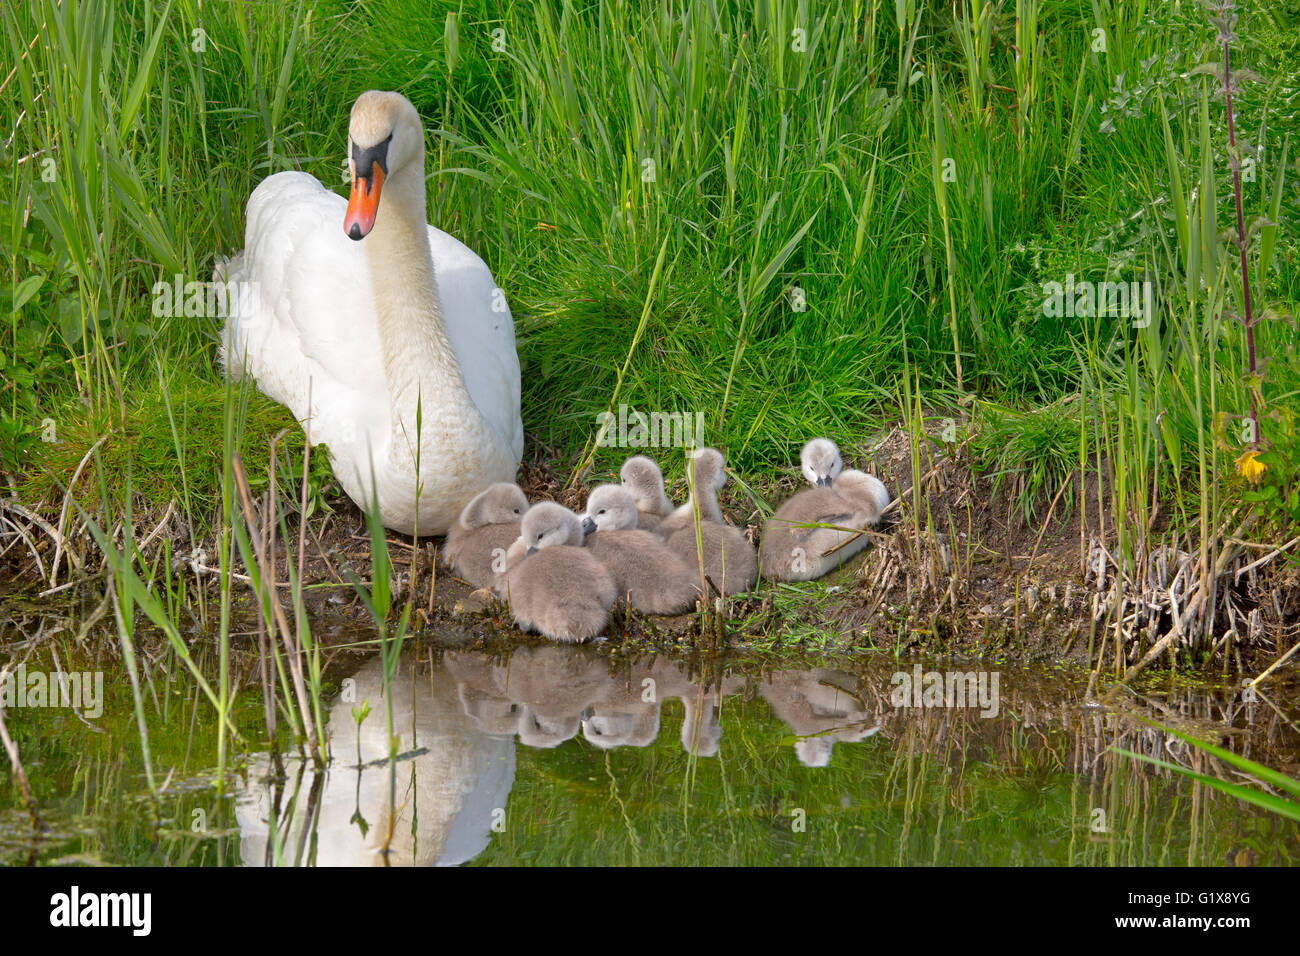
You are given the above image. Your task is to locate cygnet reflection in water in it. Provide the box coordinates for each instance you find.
[234,648,884,865]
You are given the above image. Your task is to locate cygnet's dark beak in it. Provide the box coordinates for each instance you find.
[526,545,538,556]
[818,475,832,487]
[581,516,597,536]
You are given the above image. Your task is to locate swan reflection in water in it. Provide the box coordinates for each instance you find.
[235,646,880,866]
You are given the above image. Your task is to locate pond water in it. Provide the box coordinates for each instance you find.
[1,639,1296,866]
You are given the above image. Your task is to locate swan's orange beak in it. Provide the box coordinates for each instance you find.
[344,162,384,240]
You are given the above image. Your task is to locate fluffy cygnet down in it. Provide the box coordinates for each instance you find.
[800,437,843,487]
[619,455,676,532]
[443,482,528,589]
[650,448,757,595]
[502,502,616,643]
[760,469,890,581]
[581,485,702,615]
[656,447,726,535]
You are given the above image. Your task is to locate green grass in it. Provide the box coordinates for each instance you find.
[20,370,303,514]
[968,396,1085,523]
[1,0,1297,538]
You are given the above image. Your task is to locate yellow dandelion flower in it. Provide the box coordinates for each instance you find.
[1235,450,1266,485]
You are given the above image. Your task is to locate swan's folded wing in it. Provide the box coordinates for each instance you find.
[802,505,880,559]
[243,173,383,383]
[428,225,524,462]
[231,172,388,448]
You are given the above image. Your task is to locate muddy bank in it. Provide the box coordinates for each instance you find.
[2,425,1297,678]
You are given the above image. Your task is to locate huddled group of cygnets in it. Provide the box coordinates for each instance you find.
[442,439,891,644]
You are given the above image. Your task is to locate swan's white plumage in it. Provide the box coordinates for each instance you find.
[219,169,523,535]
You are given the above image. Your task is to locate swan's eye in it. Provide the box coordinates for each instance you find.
[513,508,521,514]
[536,533,543,541]
[597,509,606,515]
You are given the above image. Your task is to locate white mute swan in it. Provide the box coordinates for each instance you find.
[218,90,523,534]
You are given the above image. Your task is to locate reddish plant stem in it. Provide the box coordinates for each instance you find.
[1222,38,1260,449]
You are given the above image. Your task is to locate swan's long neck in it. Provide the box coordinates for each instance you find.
[363,160,478,449]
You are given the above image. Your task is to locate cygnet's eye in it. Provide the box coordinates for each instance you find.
[535,532,544,541]
[513,508,521,514]
[597,509,606,515]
